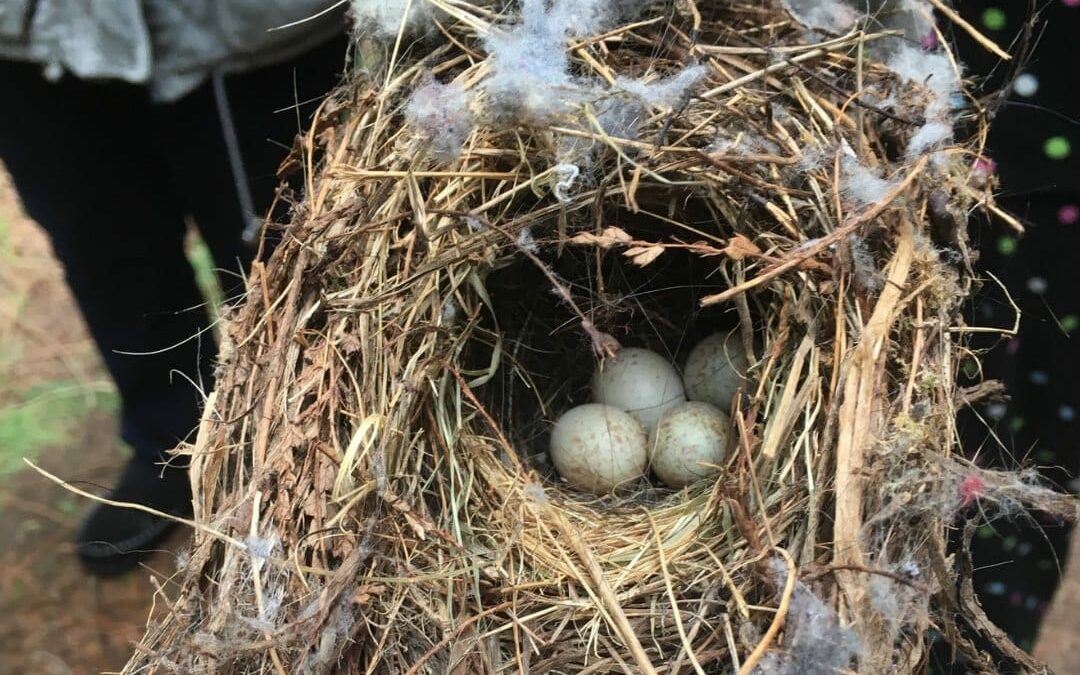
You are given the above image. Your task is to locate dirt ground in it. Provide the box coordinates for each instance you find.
[0,170,183,675]
[1,166,1078,674]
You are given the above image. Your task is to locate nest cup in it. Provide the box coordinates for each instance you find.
[124,1,1072,673]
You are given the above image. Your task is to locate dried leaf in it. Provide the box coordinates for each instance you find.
[567,226,633,248]
[582,318,622,358]
[625,245,665,266]
[723,234,761,260]
[687,240,726,257]
[352,584,386,606]
[341,334,363,355]
[404,511,427,540]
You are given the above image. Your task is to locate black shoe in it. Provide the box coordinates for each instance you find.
[75,459,192,577]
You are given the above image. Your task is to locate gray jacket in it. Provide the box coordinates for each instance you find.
[0,0,347,101]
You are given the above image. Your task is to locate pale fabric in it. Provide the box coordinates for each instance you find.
[0,0,346,101]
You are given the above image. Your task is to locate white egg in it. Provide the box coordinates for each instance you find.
[592,347,686,433]
[550,404,648,493]
[682,331,751,411]
[649,401,729,488]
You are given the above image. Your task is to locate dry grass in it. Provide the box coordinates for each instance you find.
[122,2,1072,673]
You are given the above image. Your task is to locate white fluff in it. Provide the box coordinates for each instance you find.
[780,0,859,33]
[709,133,780,156]
[552,163,580,203]
[886,44,961,118]
[440,298,459,323]
[516,226,539,253]
[795,144,828,171]
[848,234,882,293]
[484,0,648,121]
[350,0,435,37]
[887,45,959,157]
[244,533,280,561]
[906,120,952,158]
[754,557,861,674]
[484,0,578,120]
[405,78,474,162]
[840,156,898,207]
[616,66,709,109]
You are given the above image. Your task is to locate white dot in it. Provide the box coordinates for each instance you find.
[1029,370,1049,385]
[1027,276,1048,294]
[43,61,63,81]
[1013,73,1039,98]
[987,403,1008,420]
[1060,405,1077,422]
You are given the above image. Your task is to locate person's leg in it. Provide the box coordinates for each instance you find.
[0,36,347,575]
[0,61,213,574]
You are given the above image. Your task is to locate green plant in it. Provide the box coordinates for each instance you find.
[185,230,225,320]
[0,381,119,476]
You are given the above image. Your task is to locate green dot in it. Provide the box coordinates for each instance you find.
[1044,136,1071,160]
[982,8,1007,30]
[997,236,1017,256]
[1036,448,1055,463]
[1008,416,1025,433]
[962,358,979,379]
[1037,559,1054,571]
[977,525,996,540]
[57,497,79,515]
[1003,535,1018,551]
[1062,314,1080,334]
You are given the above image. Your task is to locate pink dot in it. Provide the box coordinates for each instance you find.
[1064,0,1080,7]
[921,31,939,50]
[1006,337,1021,355]
[959,474,986,507]
[973,156,996,174]
[1058,204,1080,224]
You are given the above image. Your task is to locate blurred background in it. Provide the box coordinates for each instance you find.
[0,169,199,673]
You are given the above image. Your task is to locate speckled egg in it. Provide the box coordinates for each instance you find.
[649,401,729,488]
[592,347,686,433]
[682,331,751,411]
[549,404,648,494]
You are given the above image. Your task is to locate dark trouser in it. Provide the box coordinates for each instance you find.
[0,37,345,463]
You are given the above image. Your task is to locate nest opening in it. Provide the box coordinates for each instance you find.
[474,198,748,497]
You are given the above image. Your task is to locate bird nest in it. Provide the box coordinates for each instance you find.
[124,1,1075,673]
